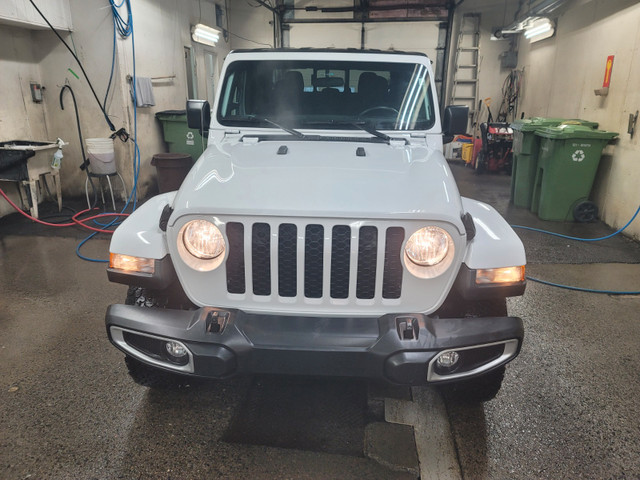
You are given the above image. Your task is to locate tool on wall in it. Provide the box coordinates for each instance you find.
[628,110,638,138]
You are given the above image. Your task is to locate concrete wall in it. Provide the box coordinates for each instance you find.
[515,0,640,239]
[0,0,230,218]
[288,22,440,59]
[450,0,640,240]
[227,1,275,49]
[0,25,49,217]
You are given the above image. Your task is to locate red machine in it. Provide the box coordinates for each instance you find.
[474,122,513,173]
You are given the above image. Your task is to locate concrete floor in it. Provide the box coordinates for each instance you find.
[1,162,640,479]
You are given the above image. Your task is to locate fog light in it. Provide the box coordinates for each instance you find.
[436,351,460,368]
[165,341,188,358]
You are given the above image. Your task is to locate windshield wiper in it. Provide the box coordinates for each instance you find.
[256,117,306,139]
[350,122,391,144]
[302,120,404,145]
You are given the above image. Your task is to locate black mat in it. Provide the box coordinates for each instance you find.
[223,376,370,456]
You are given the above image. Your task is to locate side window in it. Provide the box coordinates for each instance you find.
[221,70,246,117]
[220,70,246,117]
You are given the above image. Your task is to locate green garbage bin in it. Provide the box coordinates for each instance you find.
[155,110,205,160]
[510,117,599,209]
[530,125,617,222]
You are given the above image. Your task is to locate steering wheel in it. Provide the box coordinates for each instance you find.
[358,106,400,118]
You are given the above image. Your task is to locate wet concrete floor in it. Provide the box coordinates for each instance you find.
[448,162,640,479]
[1,162,640,479]
[0,235,414,480]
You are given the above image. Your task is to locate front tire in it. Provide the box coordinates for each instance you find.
[124,355,196,389]
[434,296,509,403]
[439,366,506,403]
[123,284,196,389]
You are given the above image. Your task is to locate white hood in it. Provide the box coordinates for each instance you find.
[171,136,464,227]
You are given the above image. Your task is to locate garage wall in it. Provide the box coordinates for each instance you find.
[288,22,440,59]
[515,0,640,239]
[0,0,230,219]
[0,26,49,217]
[226,1,275,49]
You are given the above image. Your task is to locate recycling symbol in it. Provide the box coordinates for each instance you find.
[572,149,585,162]
[186,131,194,140]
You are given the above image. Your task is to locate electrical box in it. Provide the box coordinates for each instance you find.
[500,51,518,69]
[30,82,43,103]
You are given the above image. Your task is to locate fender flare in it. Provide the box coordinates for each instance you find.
[109,192,176,259]
[461,197,526,269]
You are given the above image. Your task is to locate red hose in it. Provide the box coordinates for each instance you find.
[0,186,128,233]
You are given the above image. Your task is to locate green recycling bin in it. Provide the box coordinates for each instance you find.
[510,117,599,209]
[155,110,205,160]
[530,125,617,222]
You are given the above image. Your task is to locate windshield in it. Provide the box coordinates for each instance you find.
[217,59,436,131]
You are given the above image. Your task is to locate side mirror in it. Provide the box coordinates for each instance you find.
[442,105,469,144]
[186,99,211,137]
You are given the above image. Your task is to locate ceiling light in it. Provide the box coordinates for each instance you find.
[191,23,220,46]
[524,18,555,43]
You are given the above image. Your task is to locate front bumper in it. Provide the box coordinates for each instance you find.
[106,305,523,386]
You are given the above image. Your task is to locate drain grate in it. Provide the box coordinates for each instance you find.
[223,376,369,456]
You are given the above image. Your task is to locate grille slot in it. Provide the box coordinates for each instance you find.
[225,221,405,301]
[278,224,297,297]
[252,223,271,295]
[330,225,351,299]
[382,227,405,299]
[226,222,246,294]
[304,224,324,298]
[356,226,378,299]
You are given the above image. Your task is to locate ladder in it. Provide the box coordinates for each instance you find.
[450,13,481,128]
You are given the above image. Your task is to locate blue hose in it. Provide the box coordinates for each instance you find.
[77,0,140,263]
[511,203,640,242]
[513,204,640,295]
[525,275,640,295]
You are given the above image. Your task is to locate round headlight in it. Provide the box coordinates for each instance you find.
[182,220,225,259]
[405,226,452,266]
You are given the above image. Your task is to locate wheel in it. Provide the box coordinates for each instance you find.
[573,201,598,222]
[438,366,506,403]
[433,297,508,403]
[358,106,400,118]
[123,285,197,389]
[474,151,486,174]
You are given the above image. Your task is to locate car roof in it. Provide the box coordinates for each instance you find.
[229,47,429,58]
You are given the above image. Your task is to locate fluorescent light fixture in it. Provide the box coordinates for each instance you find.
[524,18,555,43]
[191,23,220,46]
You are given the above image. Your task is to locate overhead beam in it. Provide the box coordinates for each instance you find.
[282,16,448,23]
[288,3,448,13]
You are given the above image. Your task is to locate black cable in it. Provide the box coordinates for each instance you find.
[28,0,115,132]
[60,85,98,208]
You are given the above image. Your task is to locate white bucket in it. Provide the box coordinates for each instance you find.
[86,137,116,175]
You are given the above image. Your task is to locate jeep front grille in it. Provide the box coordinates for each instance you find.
[224,221,405,300]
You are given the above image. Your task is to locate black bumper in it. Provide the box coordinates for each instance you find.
[106,304,523,386]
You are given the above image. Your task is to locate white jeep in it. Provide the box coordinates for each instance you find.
[106,49,526,402]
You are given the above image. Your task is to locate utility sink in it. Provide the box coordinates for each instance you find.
[0,139,66,219]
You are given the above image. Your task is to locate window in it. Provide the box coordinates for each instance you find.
[217,59,435,131]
